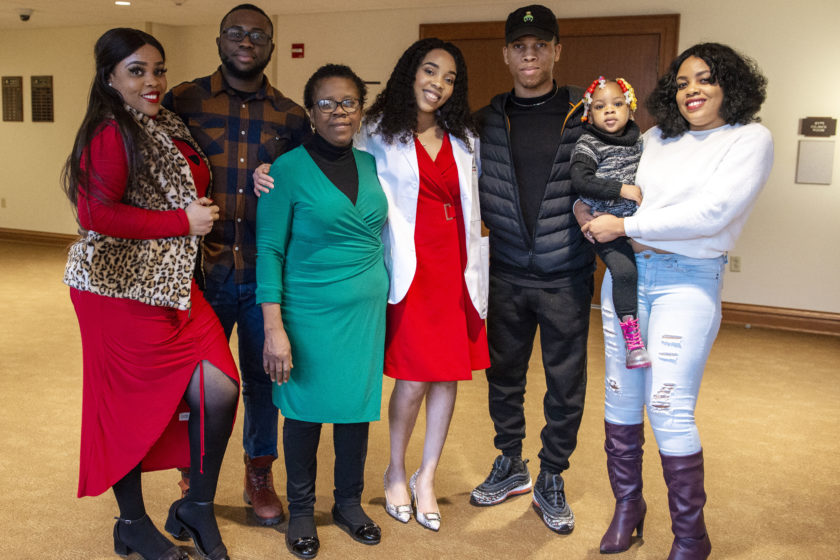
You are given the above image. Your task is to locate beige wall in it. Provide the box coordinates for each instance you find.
[1,1,838,313]
[0,24,139,235]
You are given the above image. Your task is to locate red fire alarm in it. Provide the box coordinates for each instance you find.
[291,43,304,58]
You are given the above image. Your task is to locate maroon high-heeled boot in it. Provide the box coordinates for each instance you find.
[661,450,712,560]
[600,421,646,554]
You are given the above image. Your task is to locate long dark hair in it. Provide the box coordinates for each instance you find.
[646,42,767,138]
[62,28,166,214]
[366,38,475,148]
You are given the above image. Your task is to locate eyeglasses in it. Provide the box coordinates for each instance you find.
[315,98,361,114]
[221,27,272,46]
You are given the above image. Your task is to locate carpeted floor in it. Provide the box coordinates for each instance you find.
[1,240,838,559]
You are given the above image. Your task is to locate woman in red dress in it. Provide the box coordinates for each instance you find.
[63,28,238,560]
[358,38,490,531]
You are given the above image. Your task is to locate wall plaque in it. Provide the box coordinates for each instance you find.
[795,140,834,185]
[2,76,23,122]
[800,117,836,137]
[31,75,54,122]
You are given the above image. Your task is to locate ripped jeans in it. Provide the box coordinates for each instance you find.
[601,251,725,456]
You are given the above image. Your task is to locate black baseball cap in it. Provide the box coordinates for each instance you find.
[505,4,559,43]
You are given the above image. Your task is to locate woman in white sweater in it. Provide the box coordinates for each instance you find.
[578,43,773,559]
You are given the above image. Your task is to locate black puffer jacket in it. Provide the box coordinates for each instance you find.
[476,86,594,285]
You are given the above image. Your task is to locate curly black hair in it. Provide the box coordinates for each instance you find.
[302,63,368,111]
[365,38,475,148]
[646,42,767,138]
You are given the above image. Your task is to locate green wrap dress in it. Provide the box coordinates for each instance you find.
[255,145,388,423]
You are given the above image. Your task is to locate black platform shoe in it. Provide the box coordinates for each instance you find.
[286,516,319,559]
[331,504,381,545]
[164,498,229,560]
[113,514,187,560]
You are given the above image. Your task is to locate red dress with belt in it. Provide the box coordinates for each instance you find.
[70,123,238,498]
[384,135,490,382]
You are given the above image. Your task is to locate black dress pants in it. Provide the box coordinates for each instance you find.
[283,418,369,518]
[485,273,593,474]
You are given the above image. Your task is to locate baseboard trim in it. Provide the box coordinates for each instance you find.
[3,227,838,337]
[721,302,840,337]
[0,227,77,246]
[593,302,839,337]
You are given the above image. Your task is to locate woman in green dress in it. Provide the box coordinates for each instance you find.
[255,64,388,560]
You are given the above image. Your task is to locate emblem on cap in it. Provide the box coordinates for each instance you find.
[524,11,534,23]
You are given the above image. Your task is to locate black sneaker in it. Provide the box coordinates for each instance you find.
[532,470,575,534]
[470,455,532,506]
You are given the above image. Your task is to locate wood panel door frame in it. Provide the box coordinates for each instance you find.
[421,13,679,78]
[421,14,680,306]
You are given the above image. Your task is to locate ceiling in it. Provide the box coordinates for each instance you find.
[1,0,498,29]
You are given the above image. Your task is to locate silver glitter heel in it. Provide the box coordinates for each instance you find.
[409,470,440,531]
[383,465,411,523]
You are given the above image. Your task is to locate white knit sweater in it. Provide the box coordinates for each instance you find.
[624,123,774,258]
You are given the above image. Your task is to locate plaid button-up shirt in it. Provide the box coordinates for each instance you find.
[164,68,310,285]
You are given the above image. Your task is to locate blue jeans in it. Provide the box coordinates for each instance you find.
[601,252,725,456]
[204,276,278,458]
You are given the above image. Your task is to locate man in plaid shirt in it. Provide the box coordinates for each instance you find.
[164,3,310,526]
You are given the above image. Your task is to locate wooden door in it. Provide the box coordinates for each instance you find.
[420,14,679,305]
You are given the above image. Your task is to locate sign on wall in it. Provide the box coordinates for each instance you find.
[2,76,23,122]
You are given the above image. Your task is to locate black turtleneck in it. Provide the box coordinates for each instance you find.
[506,83,570,238]
[303,133,359,205]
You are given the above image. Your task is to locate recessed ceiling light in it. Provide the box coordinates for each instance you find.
[115,1,131,5]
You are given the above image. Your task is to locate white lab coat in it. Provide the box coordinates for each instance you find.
[355,123,488,318]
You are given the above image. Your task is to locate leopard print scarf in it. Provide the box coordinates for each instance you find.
[64,106,210,310]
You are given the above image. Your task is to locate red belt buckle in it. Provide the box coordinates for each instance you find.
[443,203,455,221]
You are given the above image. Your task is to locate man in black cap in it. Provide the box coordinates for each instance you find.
[470,4,593,535]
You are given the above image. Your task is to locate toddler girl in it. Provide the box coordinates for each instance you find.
[572,76,650,368]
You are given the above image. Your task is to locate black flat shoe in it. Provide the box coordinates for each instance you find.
[286,516,319,559]
[285,535,319,559]
[113,514,187,560]
[164,498,229,560]
[331,504,381,545]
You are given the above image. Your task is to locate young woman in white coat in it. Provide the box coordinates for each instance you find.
[357,38,489,532]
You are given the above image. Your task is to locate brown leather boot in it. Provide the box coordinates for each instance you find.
[244,453,285,525]
[177,468,190,498]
